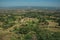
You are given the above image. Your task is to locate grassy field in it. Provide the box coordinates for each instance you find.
[0,10,60,40]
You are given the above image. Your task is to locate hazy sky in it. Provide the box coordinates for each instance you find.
[0,0,60,7]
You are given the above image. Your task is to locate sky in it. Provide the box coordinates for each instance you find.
[0,0,60,7]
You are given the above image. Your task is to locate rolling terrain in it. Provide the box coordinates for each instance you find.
[0,8,60,40]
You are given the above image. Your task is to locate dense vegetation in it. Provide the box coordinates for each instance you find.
[0,10,60,40]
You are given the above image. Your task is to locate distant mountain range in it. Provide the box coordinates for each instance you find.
[0,6,60,10]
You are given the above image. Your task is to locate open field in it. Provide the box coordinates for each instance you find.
[0,9,60,40]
